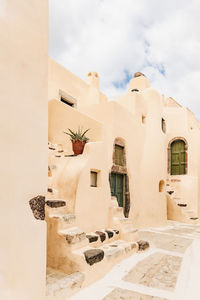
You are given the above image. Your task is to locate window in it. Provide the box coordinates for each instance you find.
[114,145,124,166]
[170,140,186,175]
[59,90,77,107]
[90,171,98,187]
[162,118,166,133]
[60,97,74,107]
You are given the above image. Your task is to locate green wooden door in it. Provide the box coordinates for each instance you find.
[171,140,186,175]
[110,173,124,207]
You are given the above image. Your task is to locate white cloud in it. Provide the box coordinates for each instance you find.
[49,0,200,119]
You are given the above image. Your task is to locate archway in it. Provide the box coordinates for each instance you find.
[168,138,188,175]
[109,138,130,217]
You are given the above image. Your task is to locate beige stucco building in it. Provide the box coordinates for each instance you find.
[2,1,200,299]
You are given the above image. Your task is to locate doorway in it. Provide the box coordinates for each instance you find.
[110,172,124,207]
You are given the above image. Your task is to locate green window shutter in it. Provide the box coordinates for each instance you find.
[171,140,186,175]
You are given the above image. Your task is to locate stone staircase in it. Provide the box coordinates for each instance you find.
[109,197,139,241]
[45,196,147,299]
[166,183,199,224]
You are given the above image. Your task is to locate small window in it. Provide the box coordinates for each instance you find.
[90,171,98,187]
[162,118,166,133]
[60,97,74,107]
[114,145,124,166]
[142,115,146,124]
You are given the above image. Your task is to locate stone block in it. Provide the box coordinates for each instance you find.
[29,195,45,220]
[84,249,104,266]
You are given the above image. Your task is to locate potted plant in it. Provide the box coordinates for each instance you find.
[64,127,90,155]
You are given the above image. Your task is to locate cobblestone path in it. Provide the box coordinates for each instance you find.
[68,221,200,300]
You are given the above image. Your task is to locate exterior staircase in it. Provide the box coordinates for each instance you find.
[166,184,199,224]
[45,196,148,299]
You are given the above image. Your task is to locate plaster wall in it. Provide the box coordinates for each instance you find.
[48,59,107,107]
[48,99,103,154]
[0,2,48,299]
[164,106,200,214]
[79,86,167,228]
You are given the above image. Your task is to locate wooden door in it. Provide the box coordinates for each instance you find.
[171,140,186,175]
[110,172,124,207]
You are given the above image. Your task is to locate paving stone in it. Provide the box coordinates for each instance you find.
[103,287,166,300]
[124,252,182,291]
[46,269,85,296]
[84,249,104,266]
[139,231,192,253]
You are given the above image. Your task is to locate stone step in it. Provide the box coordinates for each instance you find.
[86,229,120,246]
[183,209,196,216]
[46,269,85,299]
[112,207,124,218]
[59,227,88,249]
[72,245,105,270]
[100,240,138,262]
[49,214,76,225]
[119,217,132,224]
[121,227,139,242]
[46,199,66,208]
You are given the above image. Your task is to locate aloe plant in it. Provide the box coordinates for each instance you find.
[64,127,90,142]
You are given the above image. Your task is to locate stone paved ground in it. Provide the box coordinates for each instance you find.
[103,288,166,300]
[68,222,200,300]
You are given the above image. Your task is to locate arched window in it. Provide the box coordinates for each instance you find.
[170,139,186,175]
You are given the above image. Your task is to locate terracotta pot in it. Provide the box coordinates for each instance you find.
[72,140,86,155]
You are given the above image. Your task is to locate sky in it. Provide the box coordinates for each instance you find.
[49,0,200,119]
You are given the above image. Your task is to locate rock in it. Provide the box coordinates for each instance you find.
[46,200,66,208]
[131,89,139,92]
[105,230,114,239]
[84,249,104,266]
[86,235,99,243]
[95,231,106,242]
[47,188,53,193]
[137,240,150,251]
[113,230,119,235]
[29,195,45,220]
